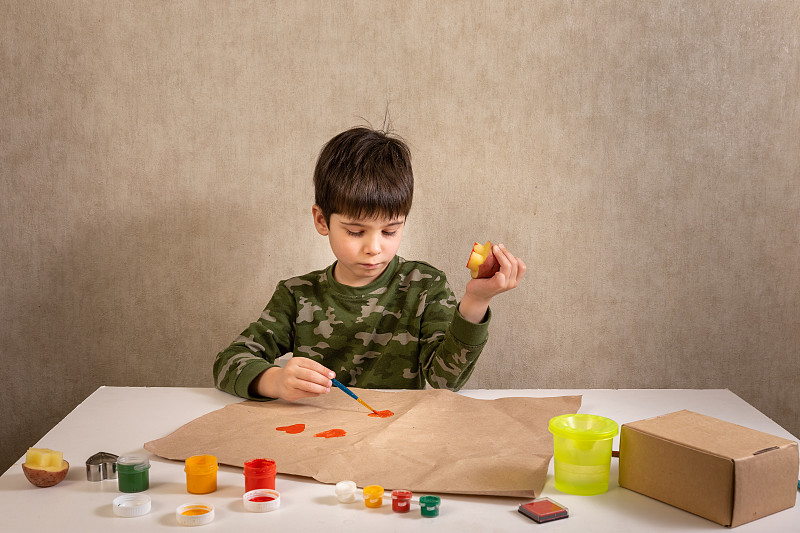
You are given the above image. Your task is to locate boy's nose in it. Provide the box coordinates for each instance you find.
[364,235,381,255]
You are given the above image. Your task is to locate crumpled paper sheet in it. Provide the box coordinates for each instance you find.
[144,388,581,497]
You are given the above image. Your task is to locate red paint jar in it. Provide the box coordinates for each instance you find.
[391,490,413,513]
[243,458,276,492]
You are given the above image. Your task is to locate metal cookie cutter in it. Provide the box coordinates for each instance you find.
[86,452,119,481]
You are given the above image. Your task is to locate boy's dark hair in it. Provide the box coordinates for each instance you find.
[313,126,413,224]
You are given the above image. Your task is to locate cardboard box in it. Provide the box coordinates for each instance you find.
[619,410,798,527]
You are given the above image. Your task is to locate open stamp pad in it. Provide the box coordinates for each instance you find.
[518,497,569,523]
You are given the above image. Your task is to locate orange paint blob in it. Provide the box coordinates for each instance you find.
[314,428,347,438]
[276,423,306,434]
[368,410,394,418]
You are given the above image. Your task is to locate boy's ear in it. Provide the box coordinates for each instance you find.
[312,205,329,236]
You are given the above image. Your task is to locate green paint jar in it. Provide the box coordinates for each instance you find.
[419,495,441,517]
[117,455,150,493]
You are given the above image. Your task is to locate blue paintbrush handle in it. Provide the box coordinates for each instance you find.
[331,378,359,400]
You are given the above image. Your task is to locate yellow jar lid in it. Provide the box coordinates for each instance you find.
[363,484,384,497]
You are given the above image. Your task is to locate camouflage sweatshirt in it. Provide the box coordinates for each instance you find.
[213,255,491,400]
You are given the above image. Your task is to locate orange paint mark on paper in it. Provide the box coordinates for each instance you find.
[276,423,306,434]
[314,428,347,438]
[368,410,394,418]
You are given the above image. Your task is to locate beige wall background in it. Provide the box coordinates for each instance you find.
[2,1,798,473]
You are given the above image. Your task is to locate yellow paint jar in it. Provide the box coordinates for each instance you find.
[362,485,384,508]
[184,455,218,494]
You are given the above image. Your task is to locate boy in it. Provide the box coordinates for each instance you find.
[213,126,525,401]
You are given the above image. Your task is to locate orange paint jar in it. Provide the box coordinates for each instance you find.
[243,458,277,492]
[184,455,218,494]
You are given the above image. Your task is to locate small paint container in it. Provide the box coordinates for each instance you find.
[184,454,218,494]
[112,493,151,517]
[243,488,281,512]
[116,455,150,493]
[243,458,276,492]
[419,495,441,517]
[335,480,358,503]
[176,503,214,526]
[362,485,384,508]
[391,489,413,513]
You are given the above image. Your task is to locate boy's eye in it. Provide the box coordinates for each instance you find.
[346,230,363,237]
[382,231,397,237]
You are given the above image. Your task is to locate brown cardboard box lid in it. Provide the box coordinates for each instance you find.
[625,410,796,458]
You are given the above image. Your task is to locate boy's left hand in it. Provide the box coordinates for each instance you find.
[459,244,526,323]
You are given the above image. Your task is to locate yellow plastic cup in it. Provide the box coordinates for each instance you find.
[549,414,619,495]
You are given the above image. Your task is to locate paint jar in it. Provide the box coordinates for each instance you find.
[362,485,384,508]
[391,490,413,513]
[549,413,619,496]
[419,495,441,517]
[176,503,214,526]
[243,458,276,492]
[335,480,358,503]
[184,455,218,494]
[116,455,150,493]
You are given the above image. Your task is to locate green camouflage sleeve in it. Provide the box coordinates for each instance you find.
[419,275,491,391]
[212,282,297,399]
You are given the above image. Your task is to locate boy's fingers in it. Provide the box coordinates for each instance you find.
[493,244,509,265]
[515,258,527,282]
[494,244,524,289]
[294,366,333,389]
[281,358,333,399]
[284,386,327,402]
[291,356,335,380]
[283,373,331,400]
[495,244,519,269]
[293,378,330,396]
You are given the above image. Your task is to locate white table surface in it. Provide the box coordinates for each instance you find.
[2,387,798,532]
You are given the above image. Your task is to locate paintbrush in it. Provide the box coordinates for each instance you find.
[330,378,377,413]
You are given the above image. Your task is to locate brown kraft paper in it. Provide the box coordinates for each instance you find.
[144,388,582,497]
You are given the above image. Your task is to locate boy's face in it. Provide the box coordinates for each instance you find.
[312,206,405,287]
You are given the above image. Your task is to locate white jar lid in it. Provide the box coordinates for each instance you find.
[112,493,151,517]
[243,489,281,512]
[176,503,215,526]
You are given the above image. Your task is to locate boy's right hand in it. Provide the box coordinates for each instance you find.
[252,357,334,401]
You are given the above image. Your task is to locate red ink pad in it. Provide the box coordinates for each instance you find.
[518,497,569,523]
[276,423,305,434]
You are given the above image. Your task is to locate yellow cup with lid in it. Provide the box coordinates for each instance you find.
[549,414,619,495]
